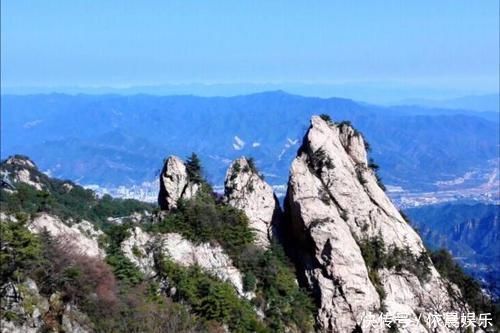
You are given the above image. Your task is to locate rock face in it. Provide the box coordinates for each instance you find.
[224,157,282,248]
[0,279,92,333]
[285,116,465,332]
[0,279,46,333]
[28,213,105,258]
[158,156,199,210]
[1,156,45,191]
[122,227,249,297]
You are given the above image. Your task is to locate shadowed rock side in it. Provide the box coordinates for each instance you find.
[285,116,466,332]
[224,157,282,248]
[158,156,199,210]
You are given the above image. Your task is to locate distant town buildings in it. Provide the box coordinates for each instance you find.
[85,180,499,208]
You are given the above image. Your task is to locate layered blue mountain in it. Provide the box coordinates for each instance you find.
[1,91,498,191]
[398,93,500,113]
[406,203,500,298]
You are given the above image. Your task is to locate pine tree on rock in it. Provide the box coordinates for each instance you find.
[185,153,203,184]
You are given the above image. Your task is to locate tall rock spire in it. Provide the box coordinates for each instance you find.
[224,157,282,248]
[158,156,199,210]
[285,115,466,332]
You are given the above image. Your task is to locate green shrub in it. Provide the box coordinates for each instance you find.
[246,157,258,173]
[369,269,386,301]
[3,224,201,332]
[243,272,257,292]
[364,140,371,152]
[2,310,20,322]
[185,153,203,184]
[98,282,203,333]
[337,120,352,127]
[152,188,254,259]
[237,243,315,332]
[359,234,386,271]
[358,235,388,307]
[0,180,153,227]
[356,168,368,185]
[308,148,334,177]
[241,157,264,180]
[368,158,379,171]
[132,245,143,258]
[1,155,315,331]
[148,174,315,331]
[375,173,386,191]
[359,235,433,305]
[431,249,499,328]
[0,217,42,285]
[104,224,144,285]
[158,258,267,332]
[319,114,332,123]
[230,160,241,180]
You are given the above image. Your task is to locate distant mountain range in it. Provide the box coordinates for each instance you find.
[406,203,499,298]
[398,94,499,113]
[5,83,498,106]
[1,91,498,192]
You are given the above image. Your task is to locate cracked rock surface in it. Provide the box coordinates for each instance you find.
[224,157,282,248]
[158,156,199,210]
[285,116,465,332]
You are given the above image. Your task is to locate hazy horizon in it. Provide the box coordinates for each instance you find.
[2,82,499,106]
[2,1,498,102]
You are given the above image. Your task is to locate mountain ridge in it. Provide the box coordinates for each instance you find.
[406,202,500,299]
[2,92,498,195]
[1,114,498,331]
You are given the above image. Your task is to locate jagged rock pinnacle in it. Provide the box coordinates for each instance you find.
[285,115,465,332]
[224,157,282,248]
[158,156,199,210]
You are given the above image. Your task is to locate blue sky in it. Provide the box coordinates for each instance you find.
[1,1,499,96]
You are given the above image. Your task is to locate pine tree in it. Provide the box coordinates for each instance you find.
[185,153,203,184]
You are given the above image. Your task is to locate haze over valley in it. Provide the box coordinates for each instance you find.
[2,1,499,331]
[2,91,498,209]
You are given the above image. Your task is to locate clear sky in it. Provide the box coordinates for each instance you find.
[1,0,499,94]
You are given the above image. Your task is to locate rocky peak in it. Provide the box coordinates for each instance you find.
[293,116,422,248]
[285,115,465,332]
[1,155,45,191]
[158,156,199,210]
[224,157,282,248]
[4,155,38,169]
[336,121,368,166]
